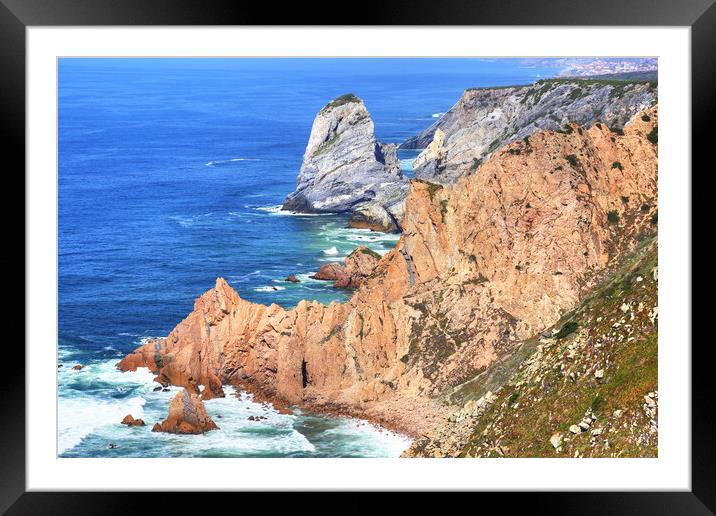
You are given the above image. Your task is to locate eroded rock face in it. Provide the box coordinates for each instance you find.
[403,79,657,185]
[155,389,218,434]
[282,94,407,232]
[119,108,658,436]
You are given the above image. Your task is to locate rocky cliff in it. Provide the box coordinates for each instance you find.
[403,237,658,458]
[403,77,657,185]
[282,94,407,232]
[119,106,658,440]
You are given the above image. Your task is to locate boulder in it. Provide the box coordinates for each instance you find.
[121,414,145,426]
[155,389,218,434]
[285,275,300,283]
[72,364,83,371]
[310,246,380,288]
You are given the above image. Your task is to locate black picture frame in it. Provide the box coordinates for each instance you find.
[4,0,709,512]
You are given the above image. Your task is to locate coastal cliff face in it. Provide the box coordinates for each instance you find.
[282,94,407,232]
[119,107,658,438]
[403,78,657,185]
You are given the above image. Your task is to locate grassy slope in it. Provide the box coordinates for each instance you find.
[459,237,658,458]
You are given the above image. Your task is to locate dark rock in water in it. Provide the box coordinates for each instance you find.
[162,388,170,392]
[72,364,83,371]
[282,94,407,232]
[58,364,63,368]
[108,443,118,449]
[151,423,162,432]
[285,275,300,283]
[153,386,162,392]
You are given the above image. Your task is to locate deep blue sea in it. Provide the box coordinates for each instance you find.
[58,58,558,457]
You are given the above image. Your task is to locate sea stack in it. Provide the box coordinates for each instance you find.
[282,94,407,232]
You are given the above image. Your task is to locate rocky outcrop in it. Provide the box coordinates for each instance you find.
[402,77,657,185]
[282,94,407,232]
[119,107,658,437]
[120,414,145,426]
[311,246,381,288]
[154,389,218,434]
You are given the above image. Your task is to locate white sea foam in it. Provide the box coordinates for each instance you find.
[57,360,157,453]
[322,246,339,256]
[255,205,332,217]
[170,213,215,227]
[432,112,445,118]
[205,158,261,167]
[253,285,286,292]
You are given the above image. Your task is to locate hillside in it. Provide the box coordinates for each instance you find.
[404,236,657,457]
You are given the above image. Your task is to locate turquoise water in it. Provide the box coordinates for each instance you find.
[58,58,558,457]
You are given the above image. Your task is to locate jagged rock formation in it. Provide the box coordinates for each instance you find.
[153,389,219,434]
[311,245,381,288]
[119,107,658,438]
[282,94,407,232]
[402,77,657,185]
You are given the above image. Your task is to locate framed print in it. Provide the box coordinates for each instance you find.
[6,0,711,511]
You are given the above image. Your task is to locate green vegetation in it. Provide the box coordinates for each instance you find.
[611,161,623,171]
[647,127,658,144]
[553,321,579,340]
[641,203,651,212]
[321,93,360,111]
[651,211,658,224]
[641,114,651,122]
[350,247,381,260]
[470,157,482,171]
[621,196,630,204]
[607,210,620,224]
[565,154,579,168]
[458,239,658,458]
[440,200,449,222]
[425,181,443,201]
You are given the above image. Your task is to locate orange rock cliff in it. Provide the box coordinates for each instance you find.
[118,107,658,436]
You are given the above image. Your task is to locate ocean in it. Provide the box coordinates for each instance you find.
[58,57,557,457]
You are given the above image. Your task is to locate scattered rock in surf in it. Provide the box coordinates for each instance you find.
[108,443,118,449]
[121,414,146,426]
[285,275,301,283]
[153,386,162,392]
[154,388,219,434]
[151,423,162,432]
[248,415,267,422]
[58,364,63,368]
[72,364,83,371]
[162,388,170,392]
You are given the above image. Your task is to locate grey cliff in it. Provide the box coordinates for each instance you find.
[282,94,407,232]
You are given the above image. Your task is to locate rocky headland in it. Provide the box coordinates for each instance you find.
[403,77,657,185]
[118,105,658,447]
[281,77,656,234]
[282,94,408,232]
